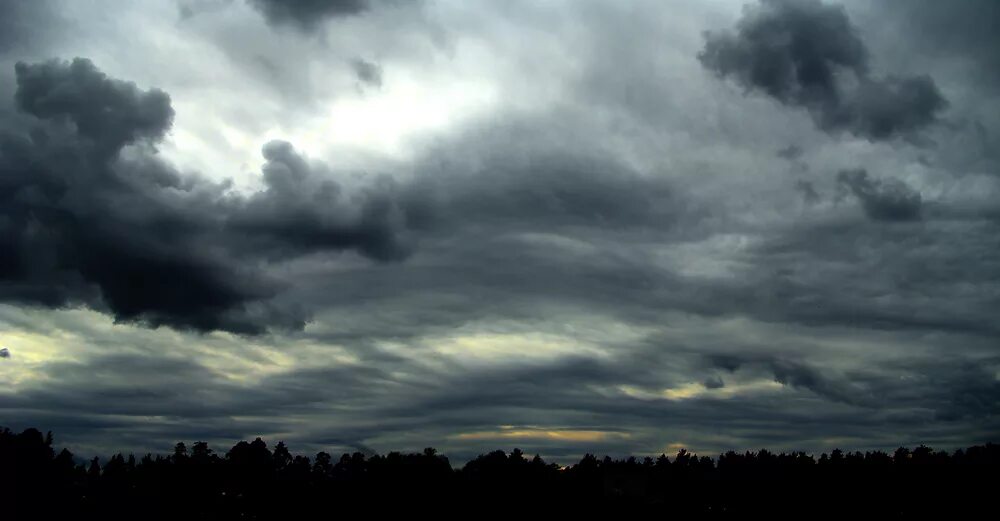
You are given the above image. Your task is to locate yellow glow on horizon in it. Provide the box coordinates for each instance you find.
[453,428,631,443]
[0,330,79,388]
[666,442,689,453]
[0,306,361,389]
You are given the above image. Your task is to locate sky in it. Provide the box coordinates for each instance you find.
[0,0,998,463]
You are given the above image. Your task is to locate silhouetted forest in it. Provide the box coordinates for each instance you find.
[3,426,997,518]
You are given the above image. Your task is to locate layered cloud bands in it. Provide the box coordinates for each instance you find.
[0,0,998,462]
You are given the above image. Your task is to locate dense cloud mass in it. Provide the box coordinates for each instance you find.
[0,0,998,463]
[0,58,411,333]
[836,169,922,222]
[699,0,947,141]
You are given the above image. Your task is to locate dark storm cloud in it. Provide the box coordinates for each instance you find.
[836,169,922,221]
[699,0,947,141]
[0,58,411,333]
[232,140,412,261]
[0,347,9,358]
[13,58,174,153]
[2,61,687,336]
[248,0,369,30]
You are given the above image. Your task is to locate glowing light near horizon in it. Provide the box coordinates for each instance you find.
[453,428,631,443]
[619,379,785,402]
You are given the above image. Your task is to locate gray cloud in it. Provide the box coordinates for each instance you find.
[836,169,922,221]
[248,0,369,30]
[14,57,174,152]
[700,0,947,141]
[878,0,1000,89]
[1,0,998,464]
[703,375,725,389]
[5,331,996,462]
[794,180,820,204]
[351,58,383,88]
[777,145,803,160]
[0,0,59,53]
[768,358,877,408]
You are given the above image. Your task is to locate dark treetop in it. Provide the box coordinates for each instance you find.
[3,426,997,518]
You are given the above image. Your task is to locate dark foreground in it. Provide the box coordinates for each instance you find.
[2,426,997,518]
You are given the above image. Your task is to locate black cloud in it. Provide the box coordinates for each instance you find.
[13,58,173,152]
[0,58,411,333]
[248,0,369,30]
[836,169,922,222]
[699,0,947,141]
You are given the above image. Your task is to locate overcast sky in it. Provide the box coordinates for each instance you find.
[0,0,998,463]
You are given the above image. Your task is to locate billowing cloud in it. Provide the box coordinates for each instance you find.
[0,58,411,333]
[14,58,174,150]
[699,0,947,141]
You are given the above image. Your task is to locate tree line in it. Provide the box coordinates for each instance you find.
[2,426,997,518]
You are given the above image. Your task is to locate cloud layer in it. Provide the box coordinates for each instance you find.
[0,0,998,463]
